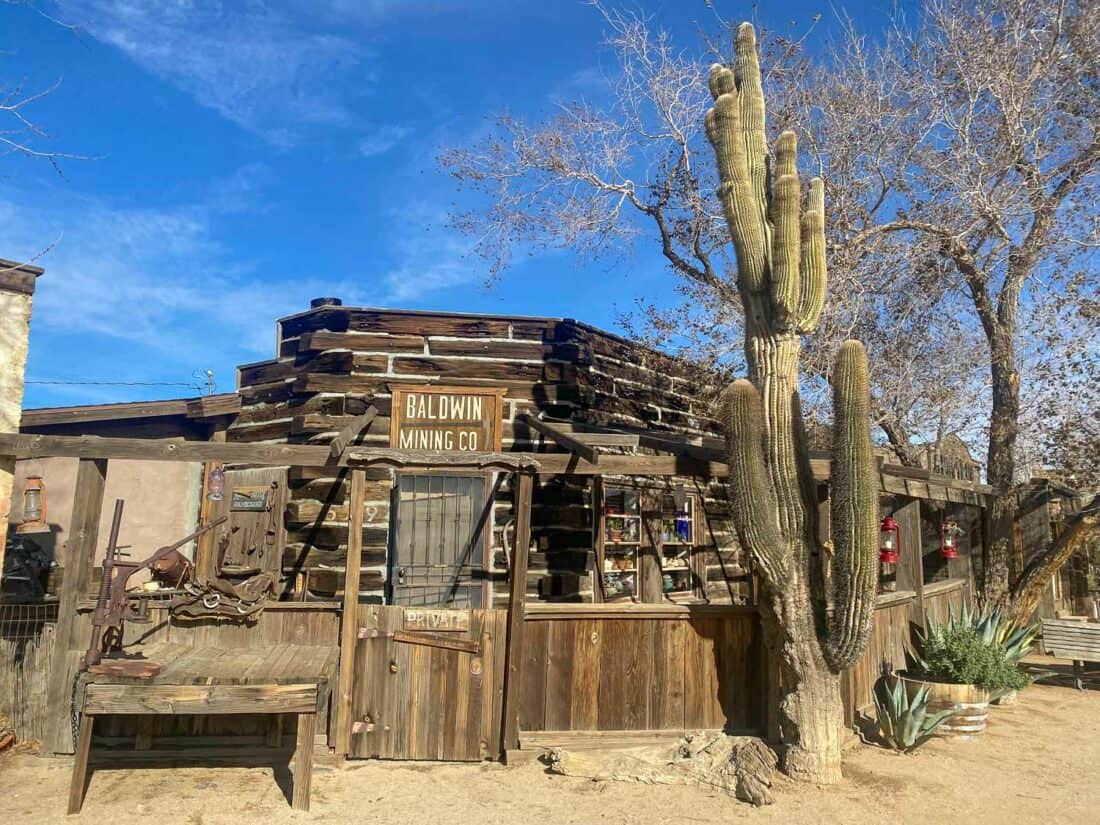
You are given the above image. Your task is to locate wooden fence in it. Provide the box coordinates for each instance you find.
[518,605,763,735]
[0,603,57,743]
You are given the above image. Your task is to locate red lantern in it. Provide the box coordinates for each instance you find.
[879,515,900,564]
[941,520,960,559]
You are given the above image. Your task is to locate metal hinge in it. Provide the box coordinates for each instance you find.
[357,628,395,639]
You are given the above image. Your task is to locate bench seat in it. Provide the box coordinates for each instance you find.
[68,642,338,815]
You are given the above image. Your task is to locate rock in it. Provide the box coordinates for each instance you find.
[547,733,777,806]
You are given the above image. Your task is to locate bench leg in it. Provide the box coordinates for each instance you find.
[67,714,94,815]
[292,712,316,811]
[1074,660,1086,691]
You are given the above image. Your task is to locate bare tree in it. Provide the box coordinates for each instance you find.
[809,0,1099,612]
[441,0,1099,617]
[440,3,982,466]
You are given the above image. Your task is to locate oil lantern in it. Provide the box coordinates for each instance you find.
[18,475,47,533]
[879,515,900,564]
[940,520,960,559]
[207,466,226,501]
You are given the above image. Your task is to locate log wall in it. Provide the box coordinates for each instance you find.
[231,307,747,606]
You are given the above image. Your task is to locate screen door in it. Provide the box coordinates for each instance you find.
[388,474,490,607]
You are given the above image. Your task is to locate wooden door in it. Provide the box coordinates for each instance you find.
[388,474,490,608]
[348,605,508,761]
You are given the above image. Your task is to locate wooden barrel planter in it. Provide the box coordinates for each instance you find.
[897,673,990,740]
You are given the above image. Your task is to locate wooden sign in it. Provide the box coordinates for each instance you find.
[390,385,506,453]
[403,608,470,633]
[230,485,272,512]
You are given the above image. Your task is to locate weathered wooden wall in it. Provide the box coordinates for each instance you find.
[922,580,970,626]
[231,306,745,606]
[840,597,913,726]
[0,607,56,743]
[517,606,763,734]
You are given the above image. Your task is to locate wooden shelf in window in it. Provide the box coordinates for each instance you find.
[605,512,641,519]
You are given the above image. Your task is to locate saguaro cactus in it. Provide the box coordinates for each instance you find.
[706,24,878,783]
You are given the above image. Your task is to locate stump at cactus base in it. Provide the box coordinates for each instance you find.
[898,673,990,739]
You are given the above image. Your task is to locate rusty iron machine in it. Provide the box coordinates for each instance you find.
[82,499,277,678]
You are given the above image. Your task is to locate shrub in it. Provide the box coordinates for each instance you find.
[913,623,1030,693]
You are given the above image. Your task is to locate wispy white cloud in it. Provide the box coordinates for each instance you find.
[358,124,412,158]
[60,1,368,145]
[376,202,486,303]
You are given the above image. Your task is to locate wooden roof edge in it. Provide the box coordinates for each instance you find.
[22,393,241,428]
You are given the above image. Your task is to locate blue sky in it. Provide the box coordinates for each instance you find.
[2,0,882,409]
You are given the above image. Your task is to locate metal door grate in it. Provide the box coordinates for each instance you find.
[389,474,489,607]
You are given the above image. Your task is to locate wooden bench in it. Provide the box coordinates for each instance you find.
[1041,618,1100,691]
[68,641,337,815]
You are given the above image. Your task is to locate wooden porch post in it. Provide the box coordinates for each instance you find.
[44,457,107,755]
[334,468,366,757]
[194,423,228,583]
[501,471,533,755]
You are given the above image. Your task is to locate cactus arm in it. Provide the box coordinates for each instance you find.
[733,23,769,226]
[824,340,879,669]
[797,177,827,333]
[723,379,788,583]
[770,130,802,330]
[707,70,768,295]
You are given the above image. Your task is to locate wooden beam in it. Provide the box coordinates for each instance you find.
[334,469,366,757]
[501,472,533,752]
[44,458,107,755]
[328,405,378,457]
[0,432,332,465]
[195,424,228,583]
[517,414,599,464]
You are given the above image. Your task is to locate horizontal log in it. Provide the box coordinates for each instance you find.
[285,524,390,549]
[292,375,383,395]
[304,568,385,594]
[283,544,388,568]
[392,356,546,382]
[427,338,546,360]
[345,310,552,340]
[298,330,426,354]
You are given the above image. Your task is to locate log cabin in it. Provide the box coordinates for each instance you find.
[3,299,991,773]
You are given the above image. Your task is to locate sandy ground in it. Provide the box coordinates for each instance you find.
[2,664,1098,825]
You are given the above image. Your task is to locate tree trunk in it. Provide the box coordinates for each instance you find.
[983,331,1020,606]
[760,592,844,784]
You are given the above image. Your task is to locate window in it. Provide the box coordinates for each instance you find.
[601,486,640,601]
[389,474,491,607]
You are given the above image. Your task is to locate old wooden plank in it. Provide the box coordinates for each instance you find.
[517,414,599,464]
[292,712,315,811]
[327,405,380,457]
[569,619,602,730]
[45,457,107,756]
[649,619,687,730]
[596,620,633,731]
[83,683,318,715]
[334,469,366,756]
[518,619,548,733]
[500,472,533,750]
[541,620,576,730]
[392,630,480,654]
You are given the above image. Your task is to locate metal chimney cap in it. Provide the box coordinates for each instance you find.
[310,297,343,308]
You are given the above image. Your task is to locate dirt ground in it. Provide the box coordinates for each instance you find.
[2,667,1098,825]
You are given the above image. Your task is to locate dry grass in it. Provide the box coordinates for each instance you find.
[1,673,1096,825]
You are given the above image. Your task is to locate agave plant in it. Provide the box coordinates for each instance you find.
[873,678,955,752]
[910,605,1040,700]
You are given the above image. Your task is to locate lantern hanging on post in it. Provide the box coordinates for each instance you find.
[940,520,960,559]
[207,466,226,501]
[17,475,47,533]
[879,515,900,565]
